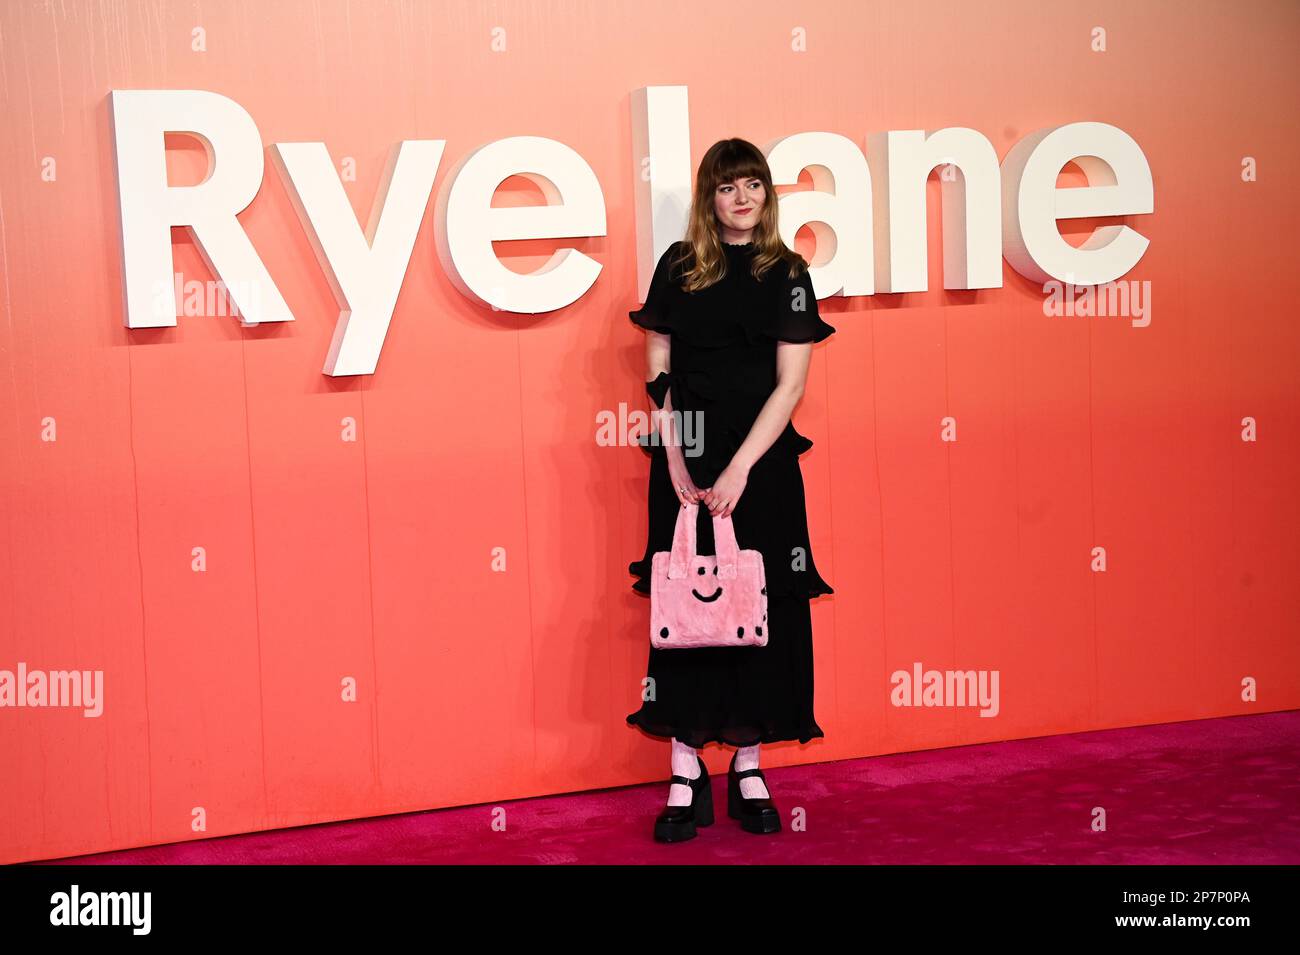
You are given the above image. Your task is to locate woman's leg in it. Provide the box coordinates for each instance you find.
[733,743,769,798]
[668,737,700,806]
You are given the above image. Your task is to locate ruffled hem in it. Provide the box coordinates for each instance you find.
[630,243,836,348]
[628,241,689,336]
[741,265,836,345]
[628,306,674,336]
[635,417,814,458]
[625,711,825,748]
[768,426,814,458]
[741,314,837,346]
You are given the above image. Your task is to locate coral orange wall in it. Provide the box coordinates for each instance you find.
[1,0,1297,863]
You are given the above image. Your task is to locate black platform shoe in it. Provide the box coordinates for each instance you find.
[728,751,781,834]
[653,755,713,843]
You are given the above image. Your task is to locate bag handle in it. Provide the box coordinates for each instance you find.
[667,502,741,579]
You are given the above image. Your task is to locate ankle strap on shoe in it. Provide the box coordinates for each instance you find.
[732,767,765,780]
[670,773,700,787]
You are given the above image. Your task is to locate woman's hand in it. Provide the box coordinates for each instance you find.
[700,462,749,517]
[666,447,705,505]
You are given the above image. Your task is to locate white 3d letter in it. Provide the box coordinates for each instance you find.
[271,140,444,376]
[433,136,607,313]
[765,132,875,297]
[630,85,692,299]
[1001,122,1153,285]
[108,90,292,327]
[867,128,1004,293]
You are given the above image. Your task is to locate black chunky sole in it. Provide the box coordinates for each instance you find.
[653,758,714,842]
[728,757,782,834]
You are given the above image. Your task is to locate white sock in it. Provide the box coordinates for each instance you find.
[734,744,769,799]
[668,738,700,807]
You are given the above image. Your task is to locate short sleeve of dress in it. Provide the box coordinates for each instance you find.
[753,265,836,344]
[628,242,684,334]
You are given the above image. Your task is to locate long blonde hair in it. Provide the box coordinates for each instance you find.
[669,138,808,293]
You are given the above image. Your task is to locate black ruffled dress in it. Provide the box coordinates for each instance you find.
[625,239,836,748]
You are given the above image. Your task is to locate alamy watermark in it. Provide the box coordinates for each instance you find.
[1,663,103,717]
[596,405,705,457]
[890,661,999,717]
[152,272,265,323]
[1043,276,1150,327]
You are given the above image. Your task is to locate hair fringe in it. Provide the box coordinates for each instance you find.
[671,138,809,293]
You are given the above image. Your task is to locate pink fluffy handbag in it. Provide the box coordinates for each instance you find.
[649,502,769,649]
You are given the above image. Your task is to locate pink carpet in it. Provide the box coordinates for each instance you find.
[32,711,1300,864]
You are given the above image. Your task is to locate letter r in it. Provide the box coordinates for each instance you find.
[108,90,293,328]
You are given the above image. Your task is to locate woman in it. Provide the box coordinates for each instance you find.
[626,138,836,842]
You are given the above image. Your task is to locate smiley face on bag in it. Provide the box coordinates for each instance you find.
[692,562,722,602]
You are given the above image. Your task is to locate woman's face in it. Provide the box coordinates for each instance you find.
[713,175,766,242]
